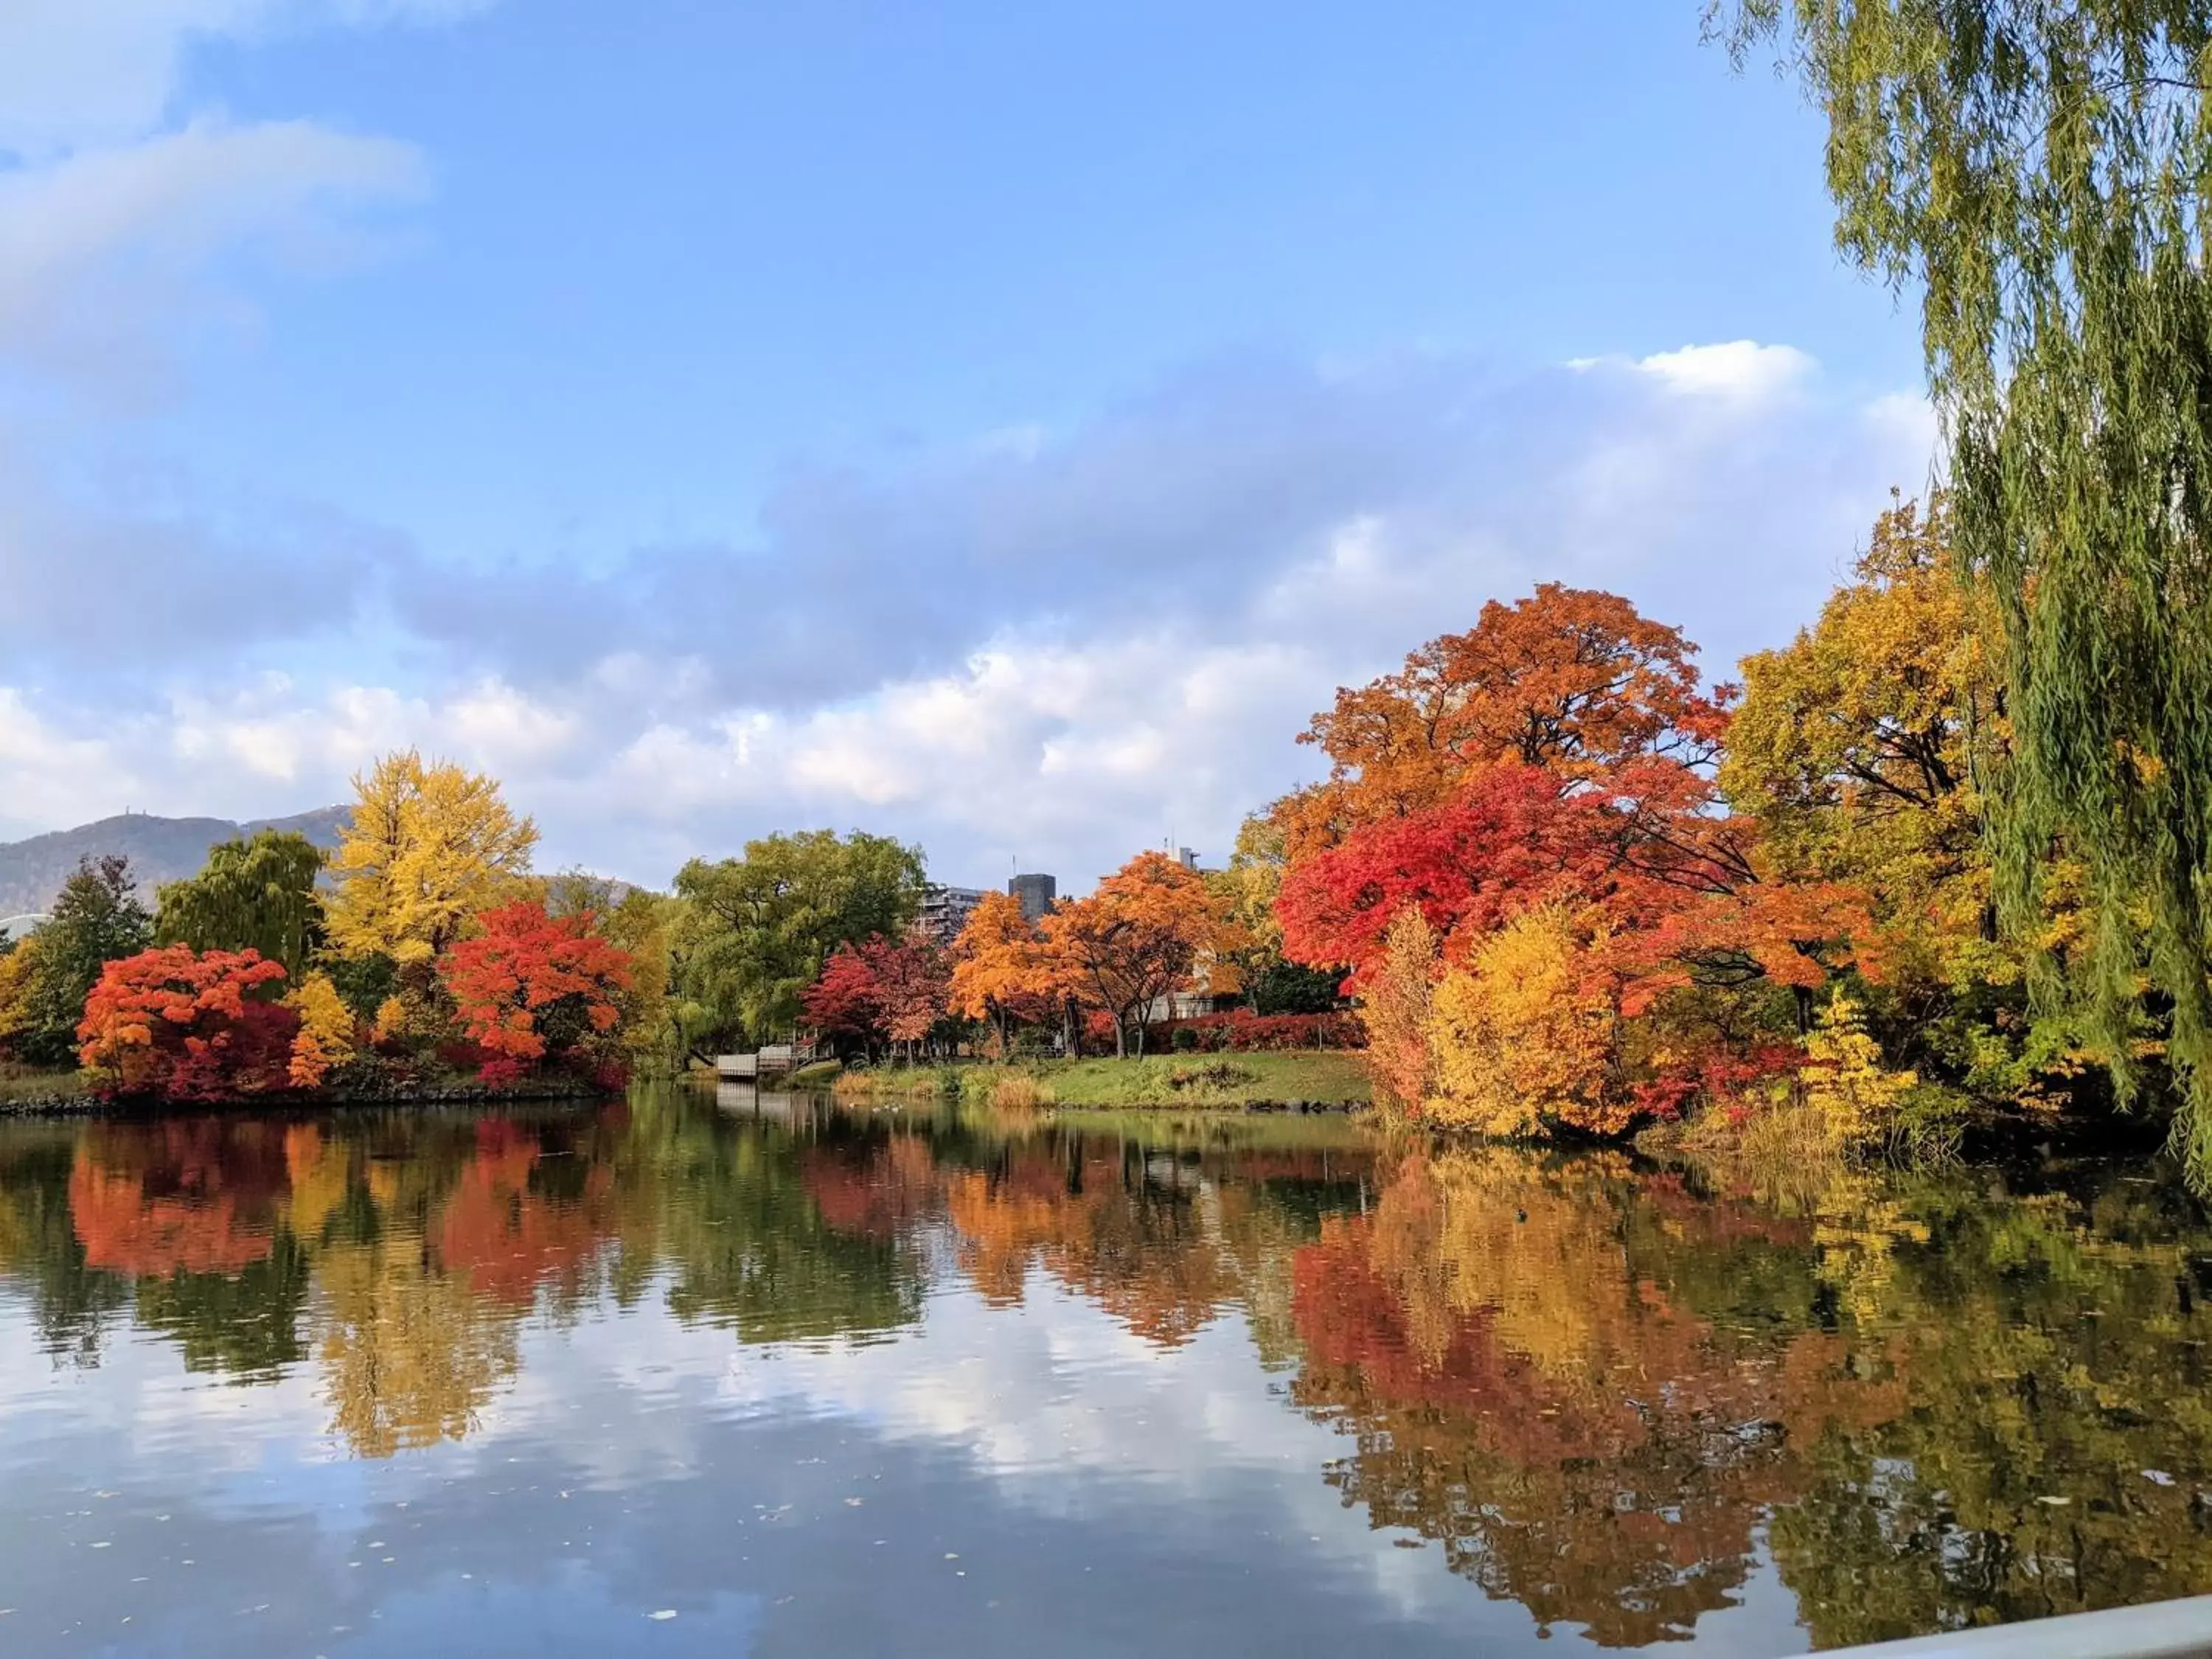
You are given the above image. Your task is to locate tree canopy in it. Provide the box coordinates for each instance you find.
[1714,1,2212,1166]
[156,830,327,977]
[325,751,539,972]
[672,830,925,1052]
[1,856,153,1067]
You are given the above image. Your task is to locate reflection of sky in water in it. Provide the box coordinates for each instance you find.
[0,1259,1806,1656]
[11,1102,2210,1655]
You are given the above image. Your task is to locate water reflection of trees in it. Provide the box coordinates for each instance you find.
[1284,1147,2212,1646]
[4,1096,2212,1649]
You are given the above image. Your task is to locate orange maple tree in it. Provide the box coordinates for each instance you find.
[947,890,1051,1051]
[77,945,298,1101]
[1040,852,1241,1056]
[1275,583,1731,860]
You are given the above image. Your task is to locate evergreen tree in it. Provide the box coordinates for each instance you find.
[10,856,152,1066]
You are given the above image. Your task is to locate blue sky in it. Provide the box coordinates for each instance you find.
[0,1,1934,888]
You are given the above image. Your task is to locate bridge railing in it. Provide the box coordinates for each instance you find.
[1816,1596,2212,1658]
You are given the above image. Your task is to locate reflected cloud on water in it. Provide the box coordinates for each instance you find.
[0,1087,2208,1652]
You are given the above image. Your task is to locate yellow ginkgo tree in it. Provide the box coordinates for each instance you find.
[325,751,540,995]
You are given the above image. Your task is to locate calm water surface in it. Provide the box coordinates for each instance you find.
[2,1086,2210,1655]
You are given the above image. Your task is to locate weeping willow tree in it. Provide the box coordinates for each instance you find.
[154,830,327,976]
[1714,2,2212,1168]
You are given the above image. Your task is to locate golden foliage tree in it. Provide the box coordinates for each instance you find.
[0,939,41,1059]
[1428,905,1624,1137]
[325,751,538,975]
[285,971,358,1091]
[1723,495,2003,988]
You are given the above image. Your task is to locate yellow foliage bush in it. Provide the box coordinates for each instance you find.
[1425,906,1627,1136]
[1359,909,1439,1121]
[1798,992,1917,1143]
[287,972,358,1090]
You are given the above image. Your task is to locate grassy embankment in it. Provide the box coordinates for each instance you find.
[0,1066,95,1112]
[831,1051,1369,1112]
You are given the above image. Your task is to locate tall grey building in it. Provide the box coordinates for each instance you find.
[1009,872,1057,922]
[919,884,988,942]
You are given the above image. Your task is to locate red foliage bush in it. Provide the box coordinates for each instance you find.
[77,946,298,1102]
[439,902,635,1083]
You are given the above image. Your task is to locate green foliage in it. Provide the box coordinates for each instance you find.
[1717,1,2212,1171]
[1248,959,1343,1016]
[672,830,926,1053]
[7,856,152,1067]
[155,830,327,976]
[322,951,400,1026]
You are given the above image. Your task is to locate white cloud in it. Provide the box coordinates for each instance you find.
[1634,339,1815,400]
[0,689,133,832]
[0,341,1938,888]
[0,119,425,392]
[0,0,495,156]
[1863,388,1942,470]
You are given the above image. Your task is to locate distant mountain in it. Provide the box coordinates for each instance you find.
[0,807,349,919]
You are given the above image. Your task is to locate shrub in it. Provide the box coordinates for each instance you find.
[1175,1009,1363,1052]
[77,946,298,1101]
[989,1071,1054,1110]
[1169,1062,1260,1092]
[285,971,358,1090]
[1426,905,1628,1137]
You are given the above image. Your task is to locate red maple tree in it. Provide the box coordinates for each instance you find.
[77,946,297,1101]
[438,902,635,1085]
[801,943,888,1051]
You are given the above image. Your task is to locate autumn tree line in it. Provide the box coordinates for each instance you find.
[1256,495,2096,1156]
[0,753,657,1101]
[790,489,2176,1163]
[0,486,2194,1158]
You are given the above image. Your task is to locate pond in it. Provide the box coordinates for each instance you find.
[1,1085,2209,1655]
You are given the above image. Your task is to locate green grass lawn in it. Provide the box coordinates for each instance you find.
[970,1051,1369,1110]
[0,1066,93,1109]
